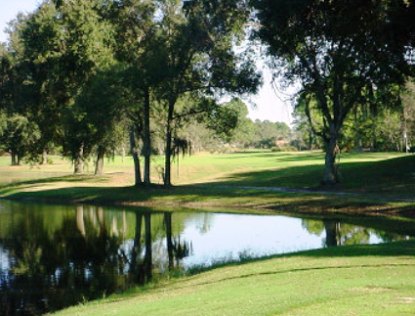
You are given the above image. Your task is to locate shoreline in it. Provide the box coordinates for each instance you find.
[1,181,414,219]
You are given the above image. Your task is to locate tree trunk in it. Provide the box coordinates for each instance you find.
[322,128,339,185]
[130,127,142,186]
[354,108,362,151]
[164,99,175,187]
[41,149,48,165]
[164,213,174,270]
[143,88,151,185]
[307,129,313,150]
[74,143,84,174]
[95,146,105,175]
[11,151,19,166]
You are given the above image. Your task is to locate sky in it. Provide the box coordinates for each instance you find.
[0,0,295,125]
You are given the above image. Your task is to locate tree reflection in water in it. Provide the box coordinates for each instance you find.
[0,203,411,315]
[0,206,191,315]
[302,218,410,247]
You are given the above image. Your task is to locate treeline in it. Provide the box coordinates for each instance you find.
[1,0,415,186]
[0,0,260,186]
[179,98,292,152]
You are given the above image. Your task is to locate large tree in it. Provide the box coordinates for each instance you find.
[155,0,260,186]
[109,0,160,185]
[252,0,412,184]
[4,0,114,171]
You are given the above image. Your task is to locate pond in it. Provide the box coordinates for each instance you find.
[0,200,413,315]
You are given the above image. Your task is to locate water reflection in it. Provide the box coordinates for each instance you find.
[302,219,372,247]
[0,201,413,315]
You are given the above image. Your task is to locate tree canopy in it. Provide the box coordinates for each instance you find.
[252,0,413,184]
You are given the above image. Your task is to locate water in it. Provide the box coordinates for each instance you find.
[0,200,413,315]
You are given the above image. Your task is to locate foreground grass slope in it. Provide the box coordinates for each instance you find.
[55,241,415,316]
[1,151,414,214]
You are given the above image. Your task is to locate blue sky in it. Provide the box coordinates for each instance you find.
[0,0,294,125]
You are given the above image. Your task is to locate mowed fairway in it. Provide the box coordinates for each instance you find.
[0,150,412,189]
[0,151,414,213]
[54,242,415,316]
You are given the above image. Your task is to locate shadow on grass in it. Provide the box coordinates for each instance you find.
[1,155,414,217]
[216,155,415,194]
[220,151,324,162]
[0,174,110,188]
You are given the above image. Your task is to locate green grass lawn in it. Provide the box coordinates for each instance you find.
[0,151,414,215]
[54,241,415,316]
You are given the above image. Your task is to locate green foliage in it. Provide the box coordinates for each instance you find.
[252,0,412,184]
[0,114,41,163]
[62,67,128,161]
[250,120,291,149]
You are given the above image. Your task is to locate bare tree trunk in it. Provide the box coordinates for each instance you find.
[41,149,48,165]
[323,127,339,185]
[95,146,105,175]
[354,108,362,151]
[164,99,175,187]
[143,88,151,185]
[130,127,142,186]
[74,144,84,174]
[11,151,19,166]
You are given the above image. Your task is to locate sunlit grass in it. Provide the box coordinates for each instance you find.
[54,241,415,316]
[0,151,413,213]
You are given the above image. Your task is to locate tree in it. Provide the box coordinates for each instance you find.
[17,2,65,164]
[401,80,415,151]
[155,0,260,186]
[217,98,256,148]
[61,0,115,173]
[109,0,160,185]
[0,114,41,165]
[252,0,412,184]
[250,119,291,149]
[69,67,128,175]
[0,27,41,165]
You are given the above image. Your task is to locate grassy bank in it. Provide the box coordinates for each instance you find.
[53,241,415,316]
[1,151,414,215]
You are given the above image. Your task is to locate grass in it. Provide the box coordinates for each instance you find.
[0,151,414,216]
[53,241,415,316]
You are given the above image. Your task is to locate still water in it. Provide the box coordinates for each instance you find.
[0,200,413,315]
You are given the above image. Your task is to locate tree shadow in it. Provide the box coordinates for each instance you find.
[0,174,110,188]
[1,155,414,219]
[215,155,415,194]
